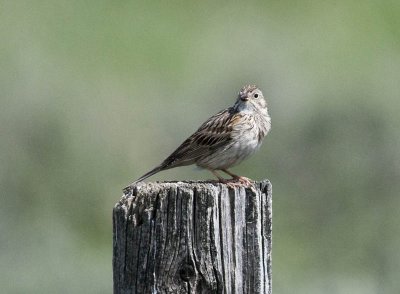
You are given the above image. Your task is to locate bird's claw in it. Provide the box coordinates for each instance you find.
[217,176,254,189]
[234,176,253,186]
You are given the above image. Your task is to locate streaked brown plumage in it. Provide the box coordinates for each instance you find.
[123,85,271,193]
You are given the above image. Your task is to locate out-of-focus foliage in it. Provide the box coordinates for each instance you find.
[1,1,399,293]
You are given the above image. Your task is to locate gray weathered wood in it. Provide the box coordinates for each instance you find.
[113,180,272,294]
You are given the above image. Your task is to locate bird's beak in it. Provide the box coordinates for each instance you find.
[240,96,249,102]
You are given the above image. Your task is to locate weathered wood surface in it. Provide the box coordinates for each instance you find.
[113,180,272,294]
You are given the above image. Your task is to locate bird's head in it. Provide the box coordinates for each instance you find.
[235,85,267,112]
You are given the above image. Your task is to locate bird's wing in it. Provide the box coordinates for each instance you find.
[123,107,248,191]
[160,108,243,169]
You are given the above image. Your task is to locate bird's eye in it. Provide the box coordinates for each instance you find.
[253,93,259,98]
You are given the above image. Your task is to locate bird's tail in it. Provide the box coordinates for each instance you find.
[122,165,164,194]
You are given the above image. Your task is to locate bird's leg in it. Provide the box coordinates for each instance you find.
[210,170,225,181]
[221,169,253,186]
[209,170,238,189]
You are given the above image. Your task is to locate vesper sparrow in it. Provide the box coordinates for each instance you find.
[123,85,271,193]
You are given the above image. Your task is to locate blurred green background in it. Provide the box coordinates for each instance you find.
[1,1,400,293]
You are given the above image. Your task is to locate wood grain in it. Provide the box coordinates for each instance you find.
[113,180,272,294]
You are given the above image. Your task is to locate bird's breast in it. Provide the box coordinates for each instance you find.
[195,112,270,170]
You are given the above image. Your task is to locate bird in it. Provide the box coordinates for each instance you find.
[123,84,271,193]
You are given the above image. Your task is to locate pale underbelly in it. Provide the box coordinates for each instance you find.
[196,139,261,170]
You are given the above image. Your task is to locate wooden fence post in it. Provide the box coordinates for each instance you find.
[113,180,272,294]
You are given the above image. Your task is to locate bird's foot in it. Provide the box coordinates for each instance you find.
[232,176,253,186]
[219,170,254,188]
[208,177,237,188]
[222,180,241,189]
[217,176,254,189]
[233,176,257,193]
